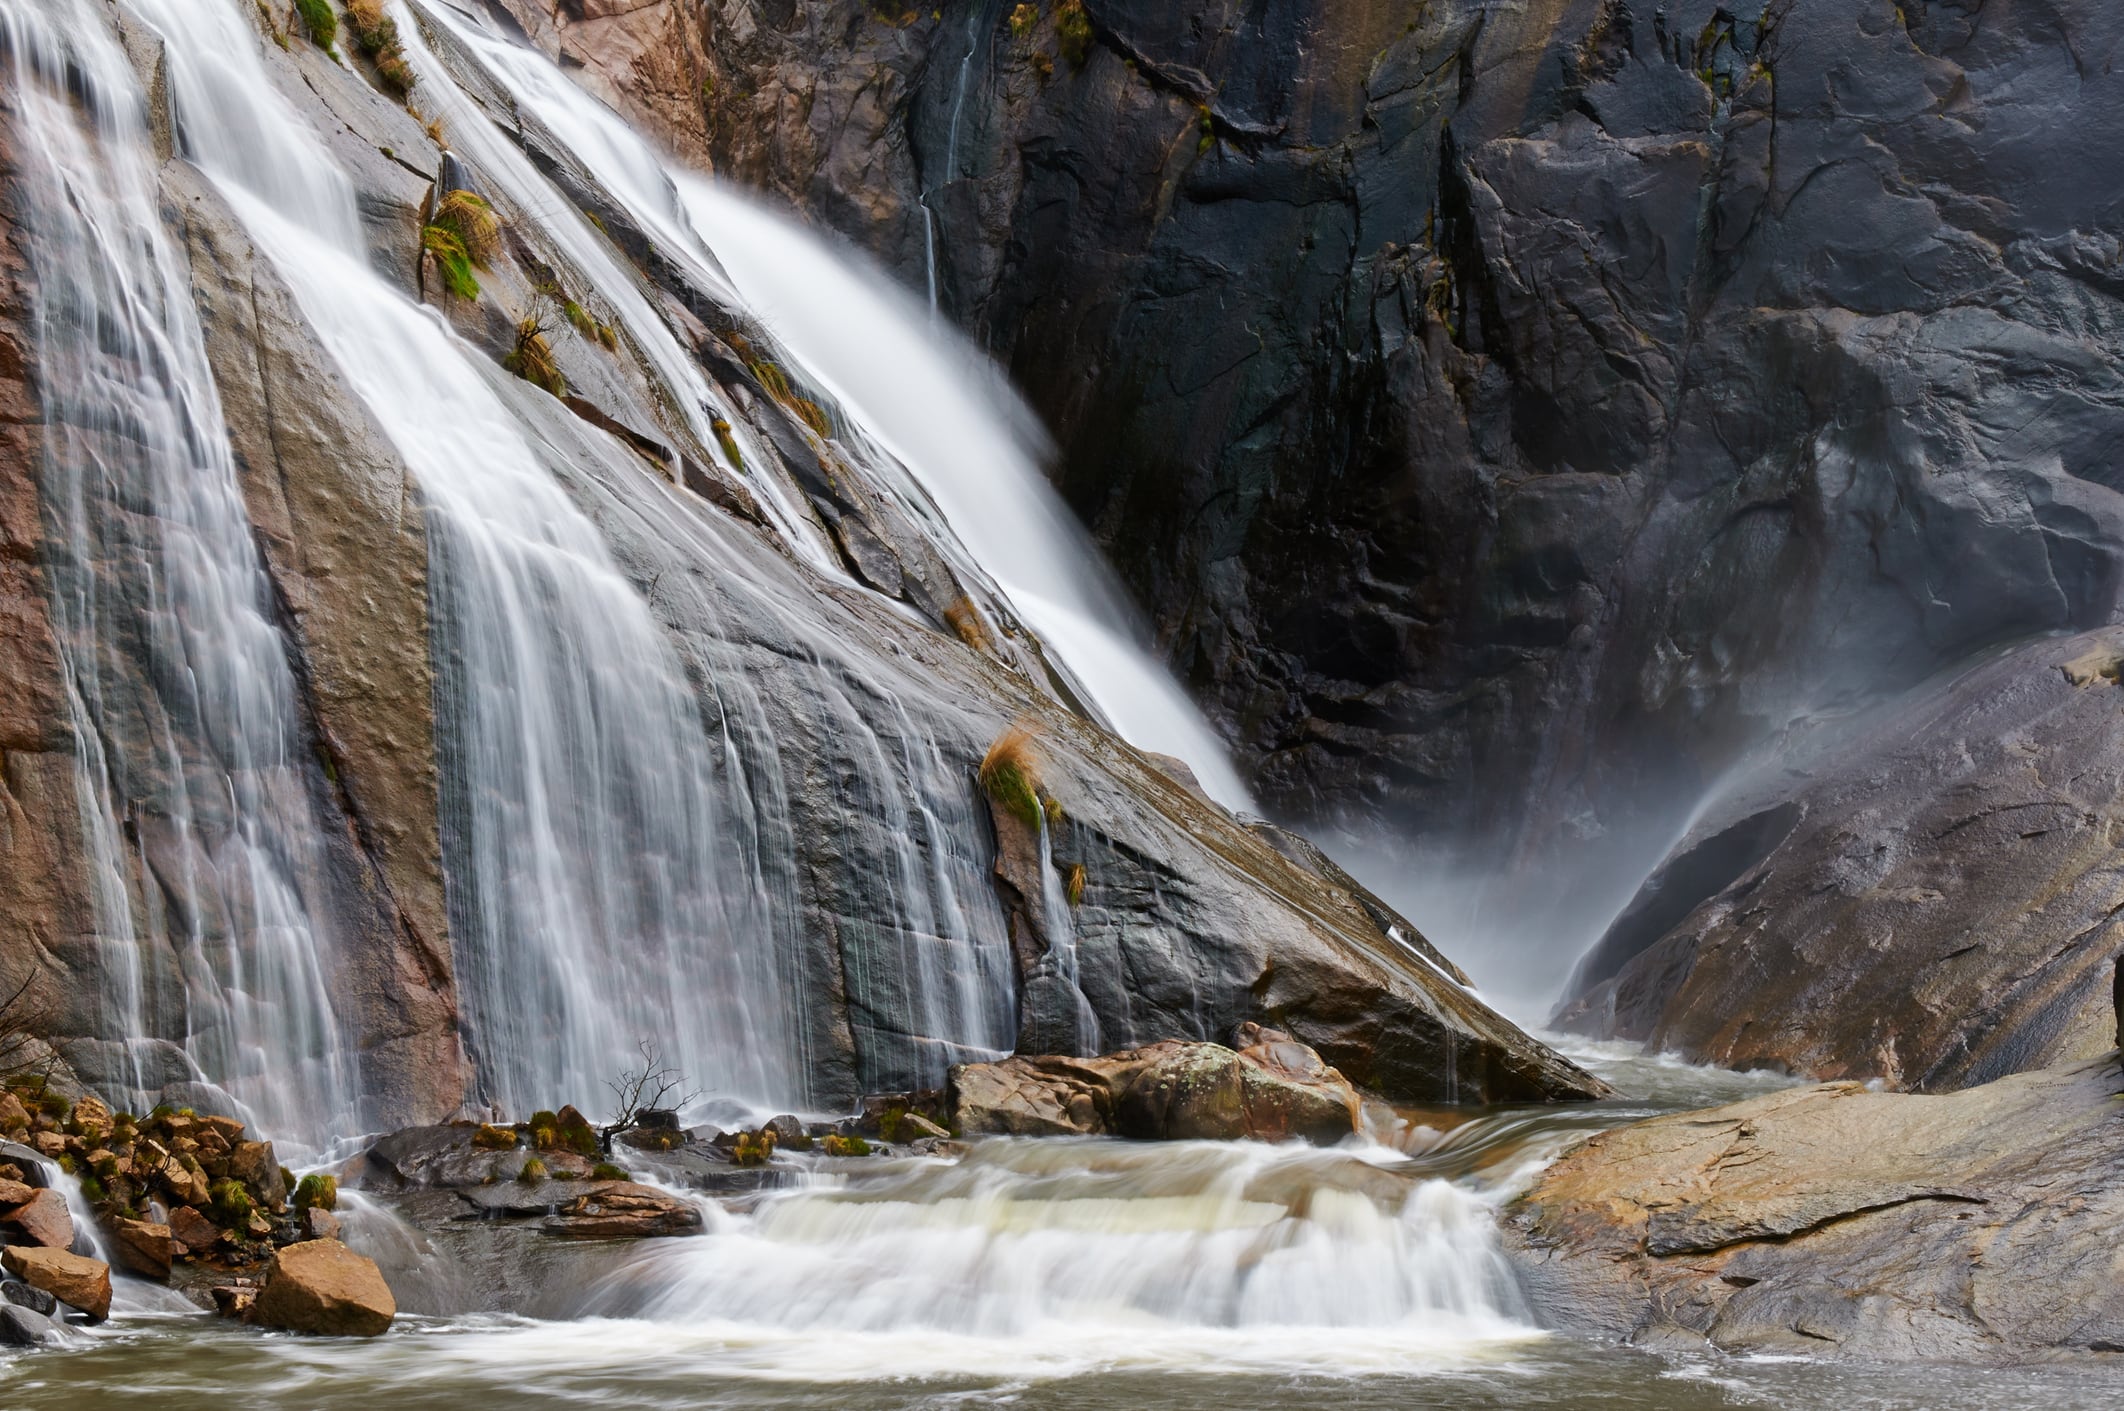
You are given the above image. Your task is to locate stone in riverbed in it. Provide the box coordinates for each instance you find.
[1,1245,110,1320]
[301,1207,342,1242]
[0,1301,59,1347]
[2,1187,74,1249]
[950,1036,1363,1144]
[250,1239,395,1337]
[109,1218,173,1280]
[542,1182,703,1239]
[2,1275,57,1317]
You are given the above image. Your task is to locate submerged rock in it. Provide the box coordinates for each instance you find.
[0,1301,58,1347]
[1507,1057,2124,1363]
[250,1239,396,1338]
[950,1034,1362,1144]
[1,1245,110,1321]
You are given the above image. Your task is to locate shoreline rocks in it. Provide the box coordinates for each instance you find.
[1505,1055,2124,1363]
[1,1245,110,1322]
[248,1239,395,1338]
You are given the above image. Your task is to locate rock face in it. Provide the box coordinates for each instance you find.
[0,1187,73,1248]
[595,0,2124,886]
[108,1218,174,1281]
[1557,629,2124,1091]
[1507,1058,2124,1363]
[250,1239,396,1338]
[950,1034,1362,1143]
[0,1245,110,1321]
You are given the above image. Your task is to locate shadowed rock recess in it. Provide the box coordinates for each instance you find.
[0,0,1602,1129]
[528,0,2124,873]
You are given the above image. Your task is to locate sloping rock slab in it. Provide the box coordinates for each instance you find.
[1,1245,109,1321]
[1506,1058,2124,1363]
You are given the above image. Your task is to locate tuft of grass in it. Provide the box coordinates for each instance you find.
[422,226,478,301]
[517,1156,547,1185]
[749,359,833,437]
[596,322,619,351]
[1009,3,1038,38]
[293,0,336,51]
[209,1178,253,1224]
[431,190,500,266]
[730,1129,775,1167]
[346,0,413,96]
[1056,0,1092,65]
[589,1162,629,1181]
[529,1110,561,1150]
[979,726,1043,829]
[942,596,992,653]
[504,317,566,397]
[1065,861,1086,907]
[711,417,744,471]
[563,299,596,338]
[424,114,448,147]
[293,1172,338,1213]
[821,1133,871,1157]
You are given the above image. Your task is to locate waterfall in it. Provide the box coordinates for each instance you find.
[0,0,355,1145]
[126,0,802,1117]
[408,0,1255,812]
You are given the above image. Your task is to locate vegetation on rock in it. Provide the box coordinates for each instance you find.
[504,315,566,397]
[345,0,413,96]
[293,0,336,52]
[979,726,1044,828]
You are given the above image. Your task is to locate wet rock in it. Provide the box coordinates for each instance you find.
[541,1183,703,1239]
[210,1281,258,1320]
[301,1208,343,1242]
[760,1115,810,1151]
[2,1275,56,1317]
[1,1245,110,1321]
[1,1187,72,1249]
[1557,629,2124,1090]
[0,1302,58,1347]
[250,1239,395,1337]
[108,1218,173,1281]
[1507,1058,2124,1364]
[951,1036,1361,1144]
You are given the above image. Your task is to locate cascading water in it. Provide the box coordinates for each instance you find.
[124,0,804,1120]
[408,0,1255,812]
[0,0,355,1146]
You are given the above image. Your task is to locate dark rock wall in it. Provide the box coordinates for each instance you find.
[570,0,2124,885]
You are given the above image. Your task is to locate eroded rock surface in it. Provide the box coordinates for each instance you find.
[1558,629,2124,1090]
[1507,1057,2124,1363]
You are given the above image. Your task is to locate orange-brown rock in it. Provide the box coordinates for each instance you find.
[1,1187,72,1248]
[167,1204,222,1256]
[0,1093,27,1134]
[108,1217,173,1280]
[2,1244,109,1320]
[250,1239,395,1337]
[542,1183,703,1239]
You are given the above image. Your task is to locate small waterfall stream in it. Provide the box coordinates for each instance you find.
[0,0,355,1146]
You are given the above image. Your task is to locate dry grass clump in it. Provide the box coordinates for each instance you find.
[504,314,566,397]
[749,359,833,438]
[711,417,744,470]
[346,0,414,97]
[431,190,500,266]
[942,596,992,653]
[1057,0,1093,65]
[979,726,1044,828]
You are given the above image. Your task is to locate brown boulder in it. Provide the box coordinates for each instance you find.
[168,1204,222,1256]
[543,1183,704,1239]
[0,1092,29,1135]
[67,1095,111,1143]
[301,1207,342,1242]
[1235,1032,1364,1144]
[0,1177,33,1208]
[108,1218,173,1280]
[2,1187,73,1248]
[2,1244,110,1320]
[158,1156,210,1208]
[948,1056,1111,1137]
[251,1239,395,1337]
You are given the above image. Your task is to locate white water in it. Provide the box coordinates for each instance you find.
[410,0,1254,812]
[0,0,354,1146]
[126,0,802,1118]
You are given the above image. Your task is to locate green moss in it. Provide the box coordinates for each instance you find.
[209,1178,253,1224]
[821,1133,871,1157]
[293,0,337,51]
[563,300,596,338]
[712,417,744,471]
[529,1111,562,1150]
[517,1157,547,1185]
[79,1176,106,1204]
[590,1162,629,1181]
[422,225,479,301]
[1056,0,1091,65]
[293,1172,338,1214]
[555,1107,599,1157]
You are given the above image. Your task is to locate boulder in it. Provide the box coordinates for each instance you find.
[250,1239,395,1337]
[301,1207,342,1242]
[1,1275,56,1316]
[167,1204,222,1256]
[1,1245,110,1321]
[541,1183,703,1239]
[1507,1058,2124,1363]
[108,1218,173,1280]
[0,1092,28,1135]
[0,1177,33,1208]
[950,1037,1361,1144]
[0,1302,57,1347]
[67,1095,111,1143]
[211,1281,258,1320]
[1,1187,73,1249]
